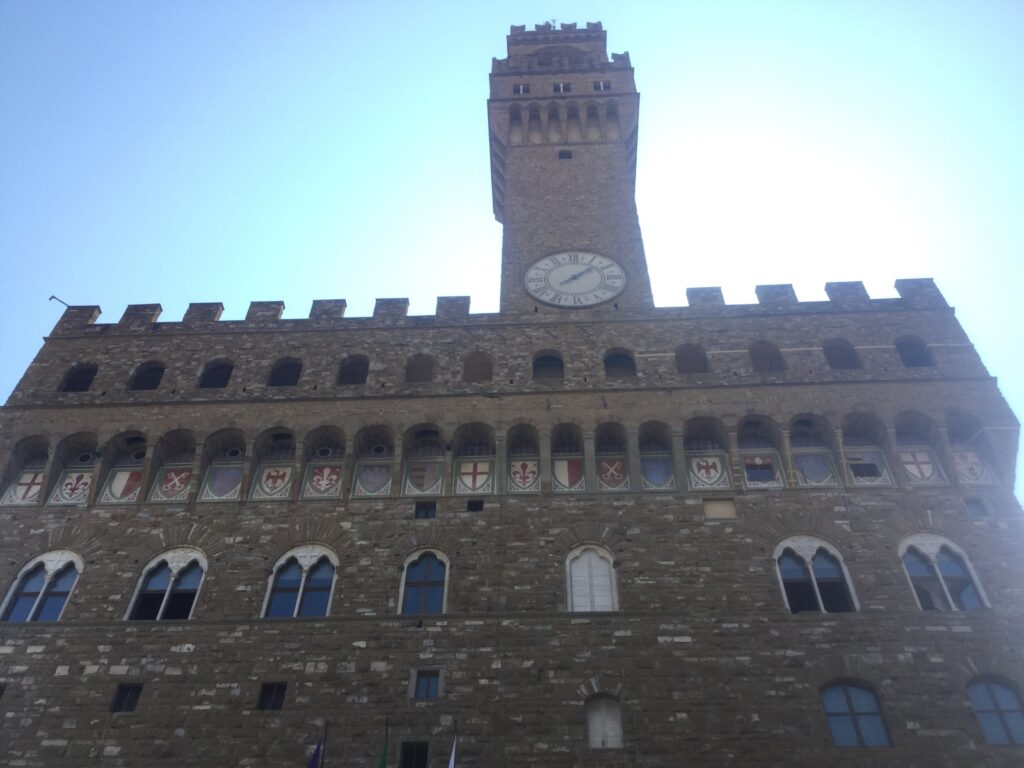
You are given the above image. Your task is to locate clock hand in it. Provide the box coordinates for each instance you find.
[558,265,596,286]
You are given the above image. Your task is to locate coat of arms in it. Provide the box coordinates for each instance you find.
[302,464,343,498]
[688,455,729,489]
[553,457,584,492]
[597,458,629,491]
[149,466,193,502]
[251,465,293,500]
[199,465,243,501]
[1,470,44,506]
[99,468,144,504]
[508,459,539,493]
[49,470,92,505]
[455,460,492,494]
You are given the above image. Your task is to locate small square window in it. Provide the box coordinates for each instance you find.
[850,461,881,479]
[414,501,437,519]
[512,83,529,95]
[414,669,441,700]
[111,683,142,713]
[257,682,287,711]
[964,497,990,519]
[593,80,612,91]
[466,499,484,512]
[399,741,429,768]
[558,150,573,160]
[553,82,571,94]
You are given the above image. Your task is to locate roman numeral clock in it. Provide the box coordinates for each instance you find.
[525,251,626,307]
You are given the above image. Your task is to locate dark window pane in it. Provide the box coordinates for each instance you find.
[257,682,286,710]
[161,590,196,620]
[415,670,440,700]
[779,552,818,613]
[1003,711,1024,745]
[969,682,995,710]
[111,684,142,713]
[142,564,172,592]
[175,562,203,590]
[813,552,854,613]
[267,590,298,618]
[903,550,950,611]
[33,595,68,622]
[305,559,334,589]
[978,712,1010,745]
[129,592,164,621]
[858,714,890,746]
[425,587,444,614]
[827,714,859,747]
[992,684,1020,711]
[3,595,36,622]
[937,549,983,611]
[399,741,429,768]
[198,362,233,389]
[298,589,330,617]
[402,586,423,615]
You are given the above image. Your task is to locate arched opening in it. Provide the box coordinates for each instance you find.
[842,414,893,486]
[684,417,731,490]
[586,695,624,749]
[462,351,493,383]
[267,358,302,387]
[638,421,675,490]
[895,336,934,367]
[198,359,233,389]
[47,432,97,506]
[789,415,839,487]
[0,435,49,506]
[148,430,196,503]
[352,425,395,498]
[675,343,709,374]
[737,417,784,489]
[128,361,166,391]
[58,364,98,393]
[551,423,584,492]
[507,424,540,493]
[406,354,435,384]
[595,422,629,491]
[197,429,246,502]
[894,411,946,486]
[452,423,495,495]
[603,349,636,379]
[532,351,564,381]
[301,426,346,499]
[338,355,369,385]
[823,339,862,370]
[403,425,444,496]
[97,431,148,505]
[749,341,786,373]
[250,429,296,500]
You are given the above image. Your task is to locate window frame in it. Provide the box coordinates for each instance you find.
[125,548,207,621]
[585,694,624,749]
[398,549,449,616]
[898,534,988,612]
[773,537,858,614]
[0,550,83,623]
[820,682,891,748]
[409,667,444,700]
[261,545,339,619]
[968,678,1024,746]
[566,544,619,613]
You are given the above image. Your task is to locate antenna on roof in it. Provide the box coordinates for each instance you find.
[49,295,70,307]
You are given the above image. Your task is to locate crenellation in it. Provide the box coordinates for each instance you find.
[373,298,410,319]
[824,281,871,307]
[755,284,798,307]
[309,299,348,322]
[182,302,224,324]
[686,287,725,308]
[50,305,100,336]
[117,304,162,329]
[244,301,285,323]
[435,296,471,319]
[895,278,949,309]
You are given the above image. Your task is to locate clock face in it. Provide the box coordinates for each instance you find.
[525,252,626,307]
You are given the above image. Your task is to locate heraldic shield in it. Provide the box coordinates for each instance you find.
[199,465,243,502]
[251,465,293,500]
[688,454,729,490]
[48,469,93,505]
[597,458,629,491]
[953,450,994,485]
[98,468,144,504]
[793,453,837,486]
[900,449,945,485]
[641,455,675,490]
[508,459,539,493]
[302,463,344,498]
[455,460,493,495]
[353,462,391,497]
[1,470,44,506]
[404,460,443,496]
[149,466,193,503]
[553,457,585,492]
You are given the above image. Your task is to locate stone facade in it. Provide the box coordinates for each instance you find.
[0,20,1021,768]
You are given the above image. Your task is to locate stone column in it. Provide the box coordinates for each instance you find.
[726,428,743,489]
[779,428,796,487]
[671,428,687,492]
[626,428,643,491]
[833,428,852,488]
[539,431,552,493]
[495,430,508,496]
[583,431,597,492]
[935,426,960,488]
[885,427,905,488]
[391,437,404,497]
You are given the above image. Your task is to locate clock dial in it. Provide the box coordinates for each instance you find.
[525,252,626,307]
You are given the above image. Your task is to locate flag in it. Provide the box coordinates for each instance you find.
[377,718,389,768]
[307,738,323,768]
[447,734,457,768]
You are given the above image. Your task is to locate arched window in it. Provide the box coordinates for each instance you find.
[462,351,493,383]
[900,534,986,612]
[264,546,338,618]
[406,354,435,383]
[675,343,709,374]
[823,339,862,370]
[198,359,233,389]
[969,680,1024,746]
[400,551,447,615]
[128,361,165,391]
[820,683,890,747]
[603,350,636,379]
[0,435,49,507]
[532,352,564,381]
[58,364,98,393]
[586,695,623,749]
[749,341,786,373]
[128,549,206,621]
[895,336,934,367]
[775,538,856,614]
[1,551,81,622]
[566,546,617,612]
[338,355,369,385]
[267,358,302,387]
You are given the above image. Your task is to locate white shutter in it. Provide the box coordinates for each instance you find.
[587,696,623,749]
[570,549,616,612]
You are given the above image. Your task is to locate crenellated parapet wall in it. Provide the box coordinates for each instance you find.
[47,279,950,337]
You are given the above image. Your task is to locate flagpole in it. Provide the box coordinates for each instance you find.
[321,720,328,768]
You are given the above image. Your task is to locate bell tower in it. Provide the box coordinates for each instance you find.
[488,22,654,315]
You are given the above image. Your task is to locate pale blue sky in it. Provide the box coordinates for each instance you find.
[1,1,1021,493]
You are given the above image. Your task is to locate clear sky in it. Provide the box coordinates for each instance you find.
[1,1,1022,494]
